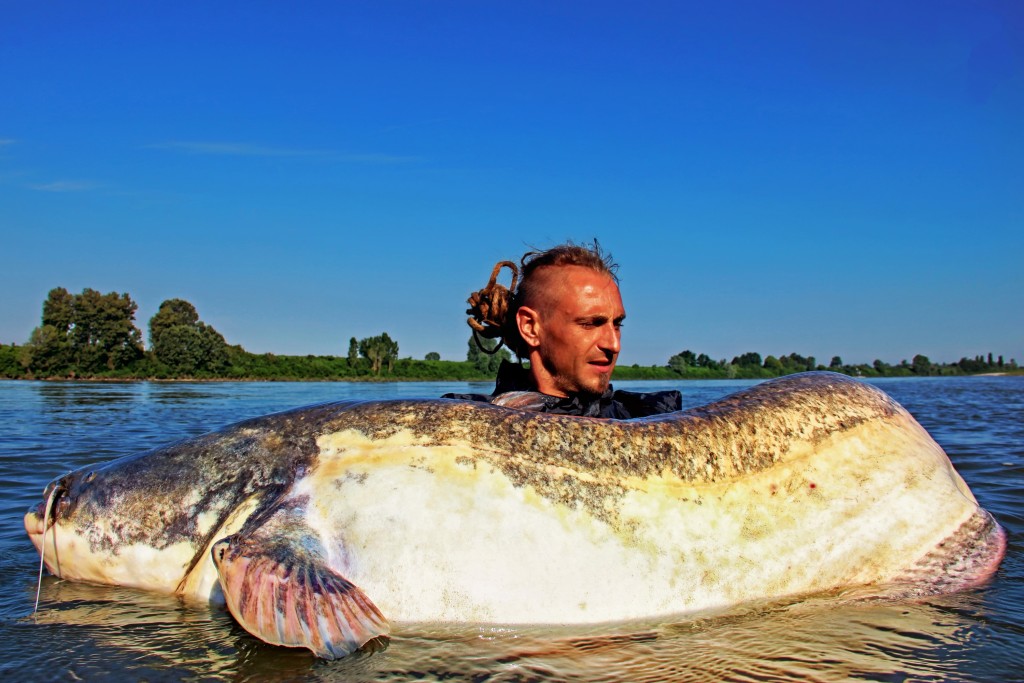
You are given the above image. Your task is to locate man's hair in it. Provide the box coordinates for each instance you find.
[515,240,619,311]
[464,240,618,359]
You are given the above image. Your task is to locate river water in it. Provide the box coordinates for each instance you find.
[1,376,1021,682]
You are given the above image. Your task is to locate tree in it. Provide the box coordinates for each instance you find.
[382,333,399,373]
[358,332,400,374]
[829,356,843,369]
[197,324,229,373]
[42,286,74,333]
[24,323,71,376]
[73,289,145,372]
[359,337,383,374]
[0,344,19,378]
[668,349,697,372]
[425,351,441,361]
[25,287,74,374]
[732,352,762,368]
[154,325,203,373]
[149,299,200,343]
[347,337,359,366]
[696,353,719,369]
[149,299,229,375]
[25,287,144,375]
[154,322,228,375]
[958,356,983,373]
[780,353,814,373]
[763,355,782,372]
[467,334,510,376]
[912,354,932,375]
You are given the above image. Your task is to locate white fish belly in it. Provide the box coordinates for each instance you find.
[29,517,196,593]
[301,412,983,624]
[309,455,662,623]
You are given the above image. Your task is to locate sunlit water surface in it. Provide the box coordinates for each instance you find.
[1,377,1021,682]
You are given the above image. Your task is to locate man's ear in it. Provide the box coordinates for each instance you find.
[516,306,542,349]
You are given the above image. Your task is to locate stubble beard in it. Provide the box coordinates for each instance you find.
[550,365,611,399]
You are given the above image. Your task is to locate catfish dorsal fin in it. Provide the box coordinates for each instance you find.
[211,504,389,659]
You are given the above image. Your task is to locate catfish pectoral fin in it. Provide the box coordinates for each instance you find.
[211,527,389,659]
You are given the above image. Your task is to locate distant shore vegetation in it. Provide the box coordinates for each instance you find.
[0,287,1019,382]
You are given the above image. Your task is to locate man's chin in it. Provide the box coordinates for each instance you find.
[583,372,613,396]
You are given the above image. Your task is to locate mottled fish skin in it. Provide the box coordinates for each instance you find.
[24,372,1007,658]
[24,401,361,595]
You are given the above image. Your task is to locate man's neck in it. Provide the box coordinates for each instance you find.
[524,352,570,398]
[494,360,609,401]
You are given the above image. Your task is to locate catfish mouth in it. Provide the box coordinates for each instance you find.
[24,479,70,554]
[24,510,44,552]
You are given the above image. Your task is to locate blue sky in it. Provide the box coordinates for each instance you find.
[2,1,1021,367]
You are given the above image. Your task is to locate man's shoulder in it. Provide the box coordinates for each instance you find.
[439,391,491,402]
[440,385,682,420]
[438,359,681,418]
[610,388,682,417]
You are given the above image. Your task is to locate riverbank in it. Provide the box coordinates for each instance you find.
[3,342,1018,382]
[3,367,1021,383]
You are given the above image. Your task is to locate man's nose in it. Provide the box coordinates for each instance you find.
[599,325,621,354]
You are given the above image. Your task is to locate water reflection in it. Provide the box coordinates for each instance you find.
[2,376,1023,681]
[18,580,1009,682]
[149,388,224,404]
[34,381,143,407]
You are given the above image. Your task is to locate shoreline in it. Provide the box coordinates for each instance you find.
[2,372,1020,384]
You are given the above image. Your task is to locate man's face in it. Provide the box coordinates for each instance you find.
[519,265,625,397]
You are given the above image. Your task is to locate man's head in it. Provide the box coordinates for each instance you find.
[512,242,624,397]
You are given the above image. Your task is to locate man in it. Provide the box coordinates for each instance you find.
[444,242,680,418]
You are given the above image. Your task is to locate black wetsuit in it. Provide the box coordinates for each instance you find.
[442,360,681,419]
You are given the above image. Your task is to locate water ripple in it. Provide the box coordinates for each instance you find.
[1,377,1022,681]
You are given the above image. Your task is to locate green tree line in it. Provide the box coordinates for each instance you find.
[0,287,1017,381]
[0,287,509,381]
[625,349,1020,380]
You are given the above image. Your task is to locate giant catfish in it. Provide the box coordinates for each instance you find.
[24,372,1006,658]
